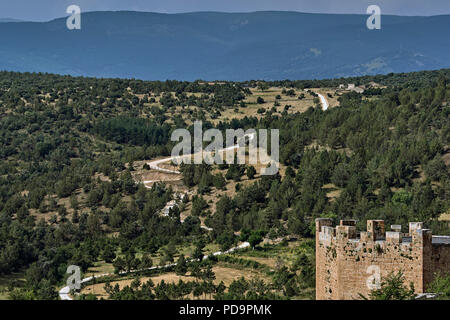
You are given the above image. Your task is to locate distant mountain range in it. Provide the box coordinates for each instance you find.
[0,11,449,81]
[0,18,23,22]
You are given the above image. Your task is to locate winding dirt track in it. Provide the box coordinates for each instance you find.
[141,132,256,185]
[317,93,329,110]
[304,89,329,111]
[59,134,256,300]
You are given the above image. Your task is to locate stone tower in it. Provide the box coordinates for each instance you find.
[315,218,450,300]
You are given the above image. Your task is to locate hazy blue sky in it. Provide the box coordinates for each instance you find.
[2,0,450,21]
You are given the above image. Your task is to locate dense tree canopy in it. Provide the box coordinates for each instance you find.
[0,69,448,299]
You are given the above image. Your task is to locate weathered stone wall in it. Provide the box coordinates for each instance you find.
[315,219,338,299]
[315,219,450,300]
[426,242,450,289]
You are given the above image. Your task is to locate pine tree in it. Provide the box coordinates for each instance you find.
[175,254,187,275]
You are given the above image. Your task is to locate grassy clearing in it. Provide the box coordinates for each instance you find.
[80,263,268,299]
[82,241,223,281]
[154,87,342,125]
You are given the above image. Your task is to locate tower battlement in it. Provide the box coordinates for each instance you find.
[315,218,450,300]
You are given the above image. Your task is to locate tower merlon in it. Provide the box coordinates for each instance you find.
[367,219,385,241]
[409,222,424,236]
[412,228,432,244]
[336,225,357,240]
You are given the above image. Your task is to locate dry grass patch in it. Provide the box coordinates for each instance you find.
[322,183,342,201]
[80,264,267,299]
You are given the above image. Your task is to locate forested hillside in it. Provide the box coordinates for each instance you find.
[0,69,448,299]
